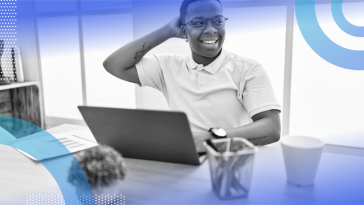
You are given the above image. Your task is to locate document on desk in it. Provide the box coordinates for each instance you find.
[12,127,98,161]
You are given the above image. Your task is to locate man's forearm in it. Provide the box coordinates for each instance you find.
[225,112,281,146]
[103,24,175,73]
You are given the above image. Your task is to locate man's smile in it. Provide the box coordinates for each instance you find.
[199,38,219,44]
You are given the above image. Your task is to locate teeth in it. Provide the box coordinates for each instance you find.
[202,40,217,44]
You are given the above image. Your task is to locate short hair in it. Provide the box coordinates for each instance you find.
[180,0,222,24]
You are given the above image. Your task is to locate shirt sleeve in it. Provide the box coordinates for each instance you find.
[135,54,166,92]
[239,62,281,118]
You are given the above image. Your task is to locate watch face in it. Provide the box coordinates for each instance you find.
[213,128,226,137]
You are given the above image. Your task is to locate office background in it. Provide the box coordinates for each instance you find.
[14,0,364,145]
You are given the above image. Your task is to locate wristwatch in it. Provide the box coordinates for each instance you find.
[208,128,227,139]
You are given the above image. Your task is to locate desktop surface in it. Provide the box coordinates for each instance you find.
[1,125,364,205]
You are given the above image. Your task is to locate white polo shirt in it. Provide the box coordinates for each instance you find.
[135,49,281,133]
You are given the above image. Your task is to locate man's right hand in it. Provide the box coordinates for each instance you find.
[166,17,184,39]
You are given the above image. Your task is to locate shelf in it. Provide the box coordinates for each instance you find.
[0,81,43,132]
[0,81,40,91]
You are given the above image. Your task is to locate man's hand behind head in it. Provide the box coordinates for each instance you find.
[167,17,184,39]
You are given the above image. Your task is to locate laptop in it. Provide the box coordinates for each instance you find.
[78,106,206,165]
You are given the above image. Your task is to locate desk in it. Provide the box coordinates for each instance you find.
[1,125,364,205]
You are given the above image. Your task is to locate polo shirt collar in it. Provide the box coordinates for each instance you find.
[187,49,227,75]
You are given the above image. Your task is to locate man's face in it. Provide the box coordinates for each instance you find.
[183,0,225,58]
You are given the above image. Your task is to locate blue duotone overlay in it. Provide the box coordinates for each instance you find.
[11,0,364,204]
[0,115,95,205]
[295,0,364,70]
[331,0,364,37]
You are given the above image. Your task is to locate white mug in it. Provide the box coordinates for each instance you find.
[281,136,324,186]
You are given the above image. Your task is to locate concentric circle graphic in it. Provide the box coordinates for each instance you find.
[295,0,364,70]
[331,0,364,37]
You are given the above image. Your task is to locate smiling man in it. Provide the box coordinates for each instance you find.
[103,0,281,152]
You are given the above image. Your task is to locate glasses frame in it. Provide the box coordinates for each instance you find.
[182,15,228,30]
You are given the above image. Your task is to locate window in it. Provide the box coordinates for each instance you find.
[38,16,83,120]
[80,0,131,11]
[290,2,364,146]
[34,1,134,128]
[82,14,134,108]
[34,0,78,13]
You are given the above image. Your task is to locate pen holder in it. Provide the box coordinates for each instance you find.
[203,138,259,199]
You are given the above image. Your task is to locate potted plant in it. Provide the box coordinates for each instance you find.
[68,144,127,204]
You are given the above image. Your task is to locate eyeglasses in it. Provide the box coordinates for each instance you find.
[183,15,228,30]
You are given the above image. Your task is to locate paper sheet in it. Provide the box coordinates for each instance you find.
[13,127,98,161]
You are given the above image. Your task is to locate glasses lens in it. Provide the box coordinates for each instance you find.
[190,18,206,29]
[212,16,226,28]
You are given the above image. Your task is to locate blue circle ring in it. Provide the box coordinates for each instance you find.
[332,0,364,37]
[295,0,364,70]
